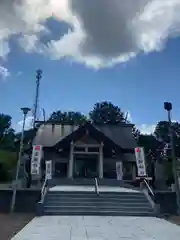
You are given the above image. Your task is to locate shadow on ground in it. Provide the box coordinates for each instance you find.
[0,214,34,240]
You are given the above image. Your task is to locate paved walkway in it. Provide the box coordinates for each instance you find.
[12,216,180,240]
[49,186,139,192]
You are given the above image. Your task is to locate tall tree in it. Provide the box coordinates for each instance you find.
[138,134,162,157]
[0,114,15,150]
[154,121,180,142]
[137,133,168,189]
[49,111,87,125]
[15,128,37,152]
[0,114,16,181]
[154,120,180,158]
[89,101,125,124]
[132,126,140,140]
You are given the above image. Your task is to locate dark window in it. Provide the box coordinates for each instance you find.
[74,147,85,152]
[88,147,99,152]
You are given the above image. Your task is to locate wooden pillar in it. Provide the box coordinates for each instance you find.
[68,141,74,178]
[99,142,104,178]
[52,159,56,178]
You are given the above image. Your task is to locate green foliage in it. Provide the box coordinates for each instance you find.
[138,134,160,155]
[0,164,10,182]
[0,114,15,150]
[0,150,17,181]
[89,101,125,125]
[15,128,37,151]
[154,121,169,142]
[49,111,87,125]
[0,114,11,136]
[154,121,180,142]
[49,102,127,126]
[132,126,140,140]
[0,150,17,170]
[154,121,180,158]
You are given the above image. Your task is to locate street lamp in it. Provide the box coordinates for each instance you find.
[11,107,31,212]
[164,102,180,215]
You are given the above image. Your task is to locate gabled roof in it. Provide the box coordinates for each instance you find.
[33,122,136,152]
[94,124,136,150]
[33,124,79,147]
[53,123,127,153]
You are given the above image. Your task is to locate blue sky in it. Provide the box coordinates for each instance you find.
[0,0,180,133]
[1,37,180,133]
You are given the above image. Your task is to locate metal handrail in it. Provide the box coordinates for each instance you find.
[144,178,154,197]
[95,178,99,195]
[41,177,48,202]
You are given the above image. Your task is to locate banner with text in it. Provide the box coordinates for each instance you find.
[31,145,42,175]
[135,147,146,177]
[46,160,52,180]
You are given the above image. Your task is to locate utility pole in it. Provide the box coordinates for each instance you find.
[33,70,42,128]
[164,102,180,215]
[11,107,31,212]
[42,108,46,122]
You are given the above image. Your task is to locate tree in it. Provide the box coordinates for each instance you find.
[15,128,37,153]
[138,134,161,156]
[154,121,180,142]
[137,133,169,189]
[0,114,17,181]
[0,114,15,150]
[49,111,87,125]
[132,126,140,140]
[154,121,180,158]
[89,101,125,124]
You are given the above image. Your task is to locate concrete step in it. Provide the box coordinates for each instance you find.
[46,196,147,202]
[44,205,153,211]
[47,192,143,197]
[46,193,145,198]
[44,202,150,207]
[45,199,149,205]
[48,191,143,196]
[48,179,136,188]
[44,209,154,217]
[44,204,152,210]
[41,187,154,217]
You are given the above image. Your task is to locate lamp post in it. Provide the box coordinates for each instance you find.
[11,107,31,212]
[164,102,180,215]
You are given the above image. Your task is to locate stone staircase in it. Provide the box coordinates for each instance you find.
[42,190,155,216]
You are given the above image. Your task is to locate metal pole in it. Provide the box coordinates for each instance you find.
[33,70,42,128]
[168,110,180,215]
[42,108,46,122]
[11,112,27,212]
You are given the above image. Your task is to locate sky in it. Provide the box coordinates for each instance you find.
[1,0,180,134]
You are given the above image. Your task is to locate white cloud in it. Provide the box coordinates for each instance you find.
[0,41,10,60]
[138,124,156,135]
[0,0,180,68]
[18,35,40,53]
[0,66,10,79]
[126,110,155,135]
[124,110,155,135]
[18,116,33,131]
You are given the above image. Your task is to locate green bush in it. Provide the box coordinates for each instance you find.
[0,151,17,182]
[0,151,17,169]
[0,163,10,181]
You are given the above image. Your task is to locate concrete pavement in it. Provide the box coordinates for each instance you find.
[12,216,180,240]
